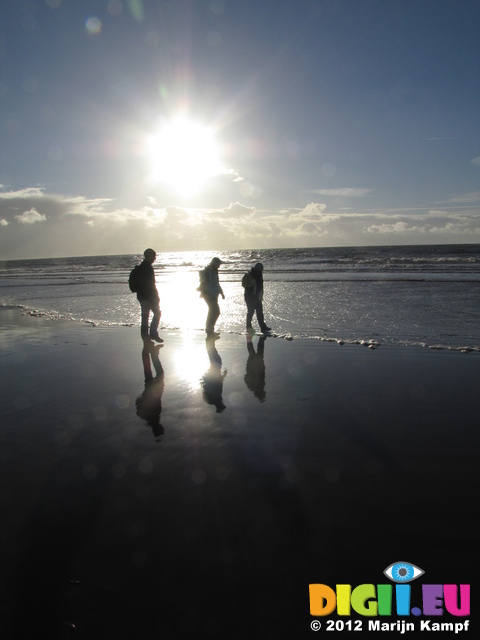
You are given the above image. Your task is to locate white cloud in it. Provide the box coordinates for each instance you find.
[15,208,47,224]
[440,192,480,204]
[2,185,480,259]
[291,202,327,219]
[293,221,327,236]
[364,208,480,238]
[207,202,255,219]
[307,188,371,197]
[366,221,426,234]
[63,196,114,217]
[0,187,112,226]
[0,187,45,200]
[77,204,167,228]
[221,168,244,182]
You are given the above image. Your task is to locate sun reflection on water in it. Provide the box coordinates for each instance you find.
[171,331,211,392]
[157,271,206,331]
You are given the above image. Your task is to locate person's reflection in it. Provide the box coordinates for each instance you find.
[244,334,266,402]
[201,335,227,412]
[136,341,165,440]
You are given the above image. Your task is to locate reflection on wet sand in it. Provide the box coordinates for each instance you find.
[136,340,165,440]
[244,334,266,402]
[201,335,227,412]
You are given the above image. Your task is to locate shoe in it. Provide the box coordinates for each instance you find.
[150,334,164,343]
[246,327,255,335]
[263,326,272,332]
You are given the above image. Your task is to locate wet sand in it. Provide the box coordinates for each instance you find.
[0,308,478,638]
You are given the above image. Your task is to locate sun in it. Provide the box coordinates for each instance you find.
[147,116,223,196]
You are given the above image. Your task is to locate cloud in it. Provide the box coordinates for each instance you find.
[2,185,480,259]
[0,186,112,226]
[366,221,427,234]
[306,188,372,197]
[364,210,480,237]
[0,187,45,200]
[81,204,167,228]
[290,202,327,219]
[15,208,47,224]
[221,168,244,182]
[439,192,480,204]
[472,157,480,166]
[205,202,256,219]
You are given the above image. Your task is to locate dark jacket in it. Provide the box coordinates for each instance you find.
[199,265,224,299]
[243,268,263,300]
[136,260,159,302]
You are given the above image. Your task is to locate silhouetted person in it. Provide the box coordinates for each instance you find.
[198,257,225,336]
[201,335,227,412]
[244,334,266,402]
[136,341,164,439]
[242,262,271,335]
[132,248,163,343]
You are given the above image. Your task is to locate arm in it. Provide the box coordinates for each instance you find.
[148,266,160,301]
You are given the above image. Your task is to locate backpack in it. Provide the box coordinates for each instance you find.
[197,267,208,294]
[128,265,141,293]
[241,272,254,289]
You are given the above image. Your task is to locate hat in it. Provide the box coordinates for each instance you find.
[210,257,223,266]
[254,262,264,271]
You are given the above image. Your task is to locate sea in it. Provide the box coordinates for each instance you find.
[1,244,480,352]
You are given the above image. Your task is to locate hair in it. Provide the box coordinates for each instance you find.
[144,248,156,260]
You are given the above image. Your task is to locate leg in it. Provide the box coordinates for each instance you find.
[149,299,161,338]
[205,296,220,333]
[255,300,268,332]
[245,296,255,329]
[140,299,151,338]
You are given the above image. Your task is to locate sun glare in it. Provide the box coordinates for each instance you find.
[147,117,223,196]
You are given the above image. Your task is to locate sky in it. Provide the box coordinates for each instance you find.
[0,0,479,259]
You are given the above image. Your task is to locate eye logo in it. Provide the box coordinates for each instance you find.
[384,561,424,583]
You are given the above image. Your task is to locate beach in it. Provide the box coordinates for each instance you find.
[0,307,478,638]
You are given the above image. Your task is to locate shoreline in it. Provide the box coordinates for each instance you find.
[1,308,478,637]
[3,302,480,355]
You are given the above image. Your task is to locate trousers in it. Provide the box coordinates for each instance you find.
[139,298,161,338]
[204,295,220,333]
[245,296,267,331]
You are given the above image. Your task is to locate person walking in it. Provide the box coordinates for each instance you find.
[242,262,271,335]
[198,257,225,336]
[131,248,163,343]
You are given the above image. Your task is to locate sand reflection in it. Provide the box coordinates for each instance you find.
[244,334,266,402]
[135,341,165,440]
[201,335,227,412]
